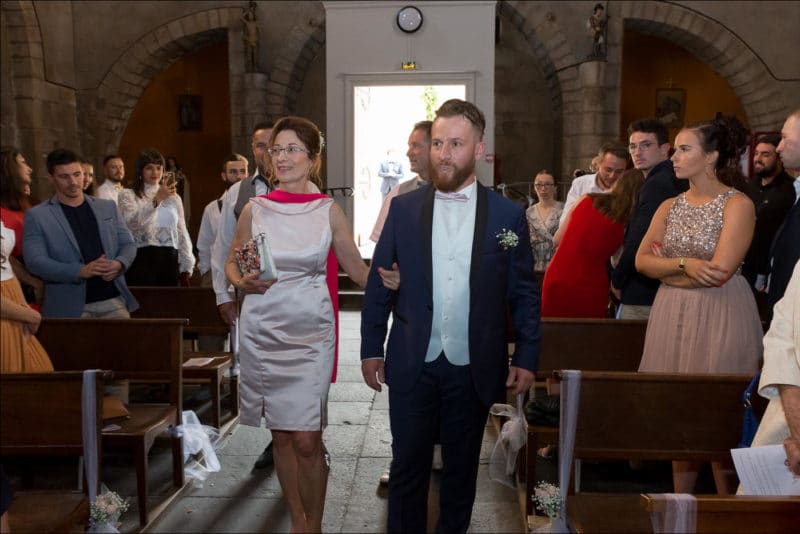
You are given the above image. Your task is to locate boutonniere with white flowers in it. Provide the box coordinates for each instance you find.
[496,228,519,251]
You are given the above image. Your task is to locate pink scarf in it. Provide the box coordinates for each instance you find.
[263,189,340,383]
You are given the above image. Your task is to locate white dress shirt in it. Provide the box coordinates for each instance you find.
[96,180,121,203]
[559,173,606,226]
[751,262,800,449]
[424,181,477,366]
[197,197,222,276]
[211,173,270,306]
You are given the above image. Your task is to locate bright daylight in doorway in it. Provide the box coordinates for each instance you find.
[353,84,466,258]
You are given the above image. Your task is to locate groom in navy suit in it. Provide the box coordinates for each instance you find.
[361,99,541,533]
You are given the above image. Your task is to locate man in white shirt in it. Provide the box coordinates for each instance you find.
[559,142,630,226]
[370,120,432,243]
[96,155,125,203]
[197,154,248,287]
[210,121,276,470]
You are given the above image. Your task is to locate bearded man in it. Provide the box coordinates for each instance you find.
[360,99,541,533]
[743,133,796,290]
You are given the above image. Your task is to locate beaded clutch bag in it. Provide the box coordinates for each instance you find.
[235,233,277,281]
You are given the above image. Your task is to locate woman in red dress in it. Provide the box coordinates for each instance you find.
[541,169,644,317]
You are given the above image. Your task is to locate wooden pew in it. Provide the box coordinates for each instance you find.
[559,371,754,533]
[36,318,186,527]
[520,318,648,518]
[641,494,800,533]
[130,286,239,428]
[1,370,109,533]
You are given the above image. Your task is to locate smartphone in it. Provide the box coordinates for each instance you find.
[163,172,176,187]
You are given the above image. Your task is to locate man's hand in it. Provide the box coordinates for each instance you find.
[237,272,274,295]
[179,271,191,287]
[217,302,238,326]
[506,366,535,395]
[97,257,124,281]
[361,359,385,392]
[610,284,621,301]
[378,262,400,290]
[79,256,109,279]
[784,437,800,476]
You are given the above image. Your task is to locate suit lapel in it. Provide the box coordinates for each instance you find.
[420,186,435,296]
[469,184,488,292]
[48,196,81,256]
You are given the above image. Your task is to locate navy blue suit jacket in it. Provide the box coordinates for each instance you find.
[767,197,800,315]
[360,183,542,406]
[611,159,687,305]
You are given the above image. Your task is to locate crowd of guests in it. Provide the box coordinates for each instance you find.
[1,104,798,531]
[526,110,800,494]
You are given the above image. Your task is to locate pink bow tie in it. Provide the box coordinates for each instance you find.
[435,191,469,202]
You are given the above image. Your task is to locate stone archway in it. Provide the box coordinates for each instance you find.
[499,1,619,177]
[1,0,81,197]
[86,7,246,157]
[619,1,788,131]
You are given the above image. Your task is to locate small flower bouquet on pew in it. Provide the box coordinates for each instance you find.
[532,481,561,519]
[88,490,129,533]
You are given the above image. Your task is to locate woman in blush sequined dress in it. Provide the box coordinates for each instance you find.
[635,114,762,494]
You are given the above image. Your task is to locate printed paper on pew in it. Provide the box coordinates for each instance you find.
[732,445,800,495]
[183,357,216,367]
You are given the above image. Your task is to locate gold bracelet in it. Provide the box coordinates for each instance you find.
[678,257,688,276]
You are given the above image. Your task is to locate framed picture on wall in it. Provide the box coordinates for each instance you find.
[178,94,202,131]
[655,88,686,129]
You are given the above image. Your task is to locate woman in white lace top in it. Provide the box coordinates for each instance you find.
[118,148,195,286]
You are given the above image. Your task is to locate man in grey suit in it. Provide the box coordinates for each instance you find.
[23,148,138,318]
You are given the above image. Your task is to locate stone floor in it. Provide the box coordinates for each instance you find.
[145,311,526,533]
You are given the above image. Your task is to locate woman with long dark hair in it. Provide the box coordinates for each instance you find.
[1,147,43,305]
[118,148,194,286]
[636,114,762,493]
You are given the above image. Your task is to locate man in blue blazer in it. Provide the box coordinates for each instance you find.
[23,148,138,318]
[361,100,541,533]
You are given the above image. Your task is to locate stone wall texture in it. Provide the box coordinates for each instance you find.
[2,0,798,197]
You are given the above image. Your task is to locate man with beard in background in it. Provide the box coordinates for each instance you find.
[743,133,796,291]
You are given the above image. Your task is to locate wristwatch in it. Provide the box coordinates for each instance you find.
[678,257,687,275]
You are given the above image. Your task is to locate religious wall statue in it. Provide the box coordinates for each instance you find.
[587,3,606,59]
[242,1,259,72]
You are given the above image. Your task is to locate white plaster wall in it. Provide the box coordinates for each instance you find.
[324,0,496,203]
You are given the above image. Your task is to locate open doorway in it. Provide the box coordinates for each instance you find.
[352,84,466,258]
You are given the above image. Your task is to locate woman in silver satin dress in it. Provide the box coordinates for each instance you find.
[225,117,372,532]
[635,114,762,495]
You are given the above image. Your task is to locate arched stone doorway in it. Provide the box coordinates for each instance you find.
[619,1,789,131]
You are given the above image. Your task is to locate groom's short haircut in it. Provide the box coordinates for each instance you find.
[434,99,486,140]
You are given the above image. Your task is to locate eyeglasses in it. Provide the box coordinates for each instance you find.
[534,183,555,189]
[267,145,310,156]
[628,141,656,152]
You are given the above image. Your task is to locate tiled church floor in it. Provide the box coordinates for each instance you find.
[145,311,525,533]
